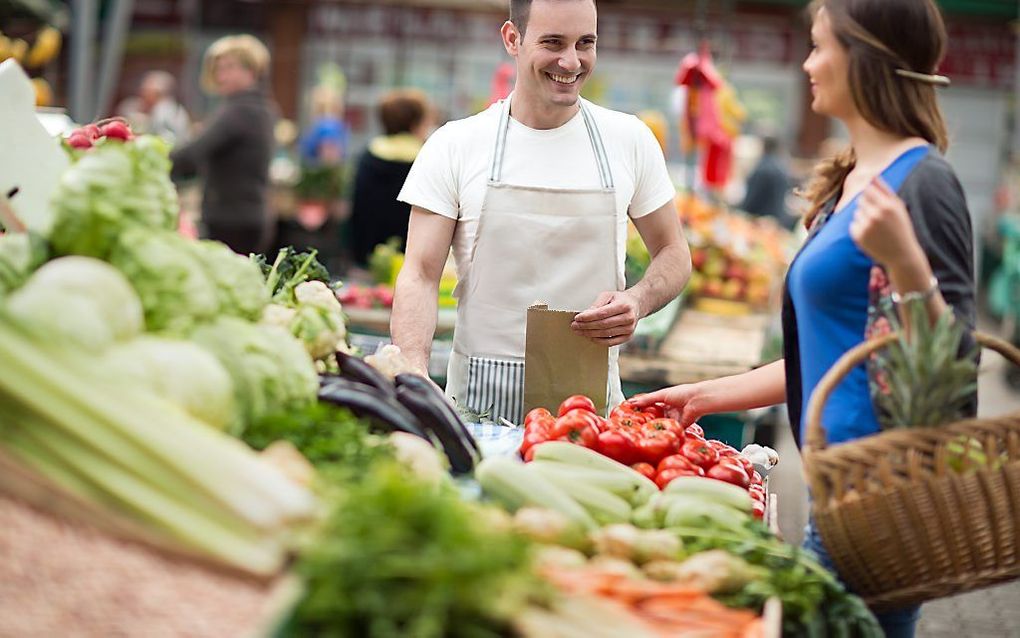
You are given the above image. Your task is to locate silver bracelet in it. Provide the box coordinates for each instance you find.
[889,275,939,305]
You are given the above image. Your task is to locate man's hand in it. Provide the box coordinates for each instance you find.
[571,290,642,346]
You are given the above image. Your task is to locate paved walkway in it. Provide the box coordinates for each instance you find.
[768,331,1020,637]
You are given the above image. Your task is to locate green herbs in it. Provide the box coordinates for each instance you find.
[242,402,393,480]
[253,247,331,300]
[285,461,543,638]
[672,525,883,638]
[872,298,978,429]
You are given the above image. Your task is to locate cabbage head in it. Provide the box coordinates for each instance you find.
[102,336,238,431]
[0,232,49,296]
[190,317,318,429]
[6,256,144,351]
[187,240,269,321]
[49,136,179,259]
[109,228,219,334]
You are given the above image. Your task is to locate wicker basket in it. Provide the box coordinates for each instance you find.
[802,331,1020,611]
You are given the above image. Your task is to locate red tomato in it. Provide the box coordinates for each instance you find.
[530,416,554,434]
[589,415,610,434]
[639,402,666,419]
[561,408,600,429]
[630,462,657,481]
[751,499,766,520]
[523,446,538,462]
[685,423,705,438]
[750,470,763,486]
[707,461,751,488]
[748,484,767,502]
[706,439,738,457]
[558,395,596,416]
[656,453,703,475]
[681,439,719,469]
[550,413,599,448]
[655,467,703,490]
[610,409,648,428]
[597,430,640,465]
[519,429,550,457]
[524,407,552,427]
[644,418,686,440]
[730,455,756,478]
[636,430,681,465]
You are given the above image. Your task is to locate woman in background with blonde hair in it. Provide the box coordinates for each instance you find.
[171,34,277,254]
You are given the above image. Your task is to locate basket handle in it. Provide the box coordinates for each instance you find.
[805,331,1020,452]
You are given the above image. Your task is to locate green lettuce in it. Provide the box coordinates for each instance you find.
[49,136,179,259]
[103,336,238,431]
[188,239,269,321]
[190,317,318,431]
[6,256,144,350]
[108,228,219,334]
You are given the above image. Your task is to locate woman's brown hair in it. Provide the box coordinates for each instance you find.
[800,0,949,227]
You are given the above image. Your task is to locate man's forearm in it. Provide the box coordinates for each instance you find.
[629,243,691,318]
[390,270,440,374]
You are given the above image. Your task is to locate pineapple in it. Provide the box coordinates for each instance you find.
[871,298,978,429]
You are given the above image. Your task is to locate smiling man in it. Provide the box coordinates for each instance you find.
[391,0,691,424]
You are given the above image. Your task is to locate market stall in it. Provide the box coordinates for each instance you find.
[0,60,888,637]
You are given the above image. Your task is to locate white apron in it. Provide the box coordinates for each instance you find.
[446,98,626,424]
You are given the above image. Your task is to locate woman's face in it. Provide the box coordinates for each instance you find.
[803,8,855,120]
[213,54,256,95]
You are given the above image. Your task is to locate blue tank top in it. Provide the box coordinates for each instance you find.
[787,145,931,445]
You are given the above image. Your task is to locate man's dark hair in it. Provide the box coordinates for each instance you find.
[509,0,532,33]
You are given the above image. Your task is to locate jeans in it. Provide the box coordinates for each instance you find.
[802,521,921,638]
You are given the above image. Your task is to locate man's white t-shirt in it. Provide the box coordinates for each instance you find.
[397,98,676,286]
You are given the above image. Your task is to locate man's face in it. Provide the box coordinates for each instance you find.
[505,0,597,110]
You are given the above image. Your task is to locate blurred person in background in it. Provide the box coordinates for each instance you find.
[117,71,190,143]
[635,1,976,635]
[117,70,191,145]
[300,85,349,167]
[170,34,276,255]
[740,135,796,228]
[391,0,690,423]
[348,89,435,267]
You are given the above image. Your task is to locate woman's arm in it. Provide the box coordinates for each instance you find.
[851,176,962,327]
[630,359,787,427]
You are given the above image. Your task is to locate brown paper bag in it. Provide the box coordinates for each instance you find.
[523,304,609,416]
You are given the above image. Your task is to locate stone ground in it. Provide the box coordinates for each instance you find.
[768,324,1020,637]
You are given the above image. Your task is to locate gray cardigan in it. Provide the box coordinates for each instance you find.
[171,89,276,228]
[782,151,978,447]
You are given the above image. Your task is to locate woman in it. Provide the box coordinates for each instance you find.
[171,35,276,255]
[348,89,434,266]
[635,1,976,635]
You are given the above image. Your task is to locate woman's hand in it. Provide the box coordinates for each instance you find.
[850,177,926,271]
[629,384,706,428]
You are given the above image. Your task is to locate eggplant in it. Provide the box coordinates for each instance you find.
[395,385,477,474]
[317,383,427,439]
[336,351,396,396]
[395,373,482,458]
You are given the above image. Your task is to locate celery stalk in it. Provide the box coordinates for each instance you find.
[7,422,285,575]
[0,315,316,526]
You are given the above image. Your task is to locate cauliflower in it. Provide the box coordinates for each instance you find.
[259,280,347,363]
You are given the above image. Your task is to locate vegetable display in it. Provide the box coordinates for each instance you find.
[520,394,765,514]
[0,312,317,576]
[477,440,881,637]
[319,352,481,474]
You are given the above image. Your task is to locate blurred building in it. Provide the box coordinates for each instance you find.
[62,0,1018,232]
